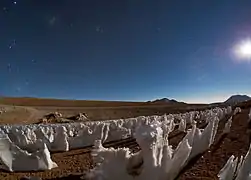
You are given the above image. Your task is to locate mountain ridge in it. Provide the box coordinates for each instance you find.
[148,98,185,104]
[224,94,251,104]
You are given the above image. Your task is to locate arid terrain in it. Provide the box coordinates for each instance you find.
[0,97,250,180]
[0,97,209,125]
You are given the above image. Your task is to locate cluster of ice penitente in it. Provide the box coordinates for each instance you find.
[0,106,232,172]
[218,107,251,180]
[223,116,233,134]
[0,134,57,172]
[218,143,251,180]
[234,107,242,115]
[86,114,221,180]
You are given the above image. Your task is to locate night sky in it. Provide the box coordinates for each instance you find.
[1,0,251,103]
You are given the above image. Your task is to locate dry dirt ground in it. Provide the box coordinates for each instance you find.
[0,97,250,180]
[0,97,208,124]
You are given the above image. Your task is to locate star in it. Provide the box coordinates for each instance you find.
[49,16,57,26]
[13,1,17,5]
[7,63,12,72]
[9,39,16,49]
[96,26,104,33]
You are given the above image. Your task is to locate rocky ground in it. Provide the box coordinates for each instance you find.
[0,98,250,180]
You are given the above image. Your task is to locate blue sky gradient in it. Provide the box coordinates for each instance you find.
[1,0,251,103]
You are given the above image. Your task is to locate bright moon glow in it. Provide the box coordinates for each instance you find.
[234,39,251,61]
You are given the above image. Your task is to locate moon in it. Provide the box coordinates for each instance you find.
[234,39,251,61]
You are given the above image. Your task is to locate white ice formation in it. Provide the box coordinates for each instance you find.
[86,110,222,180]
[219,107,251,180]
[223,116,232,134]
[0,106,232,172]
[234,107,242,115]
[218,143,251,180]
[0,135,57,172]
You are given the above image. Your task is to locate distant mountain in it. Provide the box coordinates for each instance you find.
[155,98,176,103]
[148,98,183,104]
[224,95,251,105]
